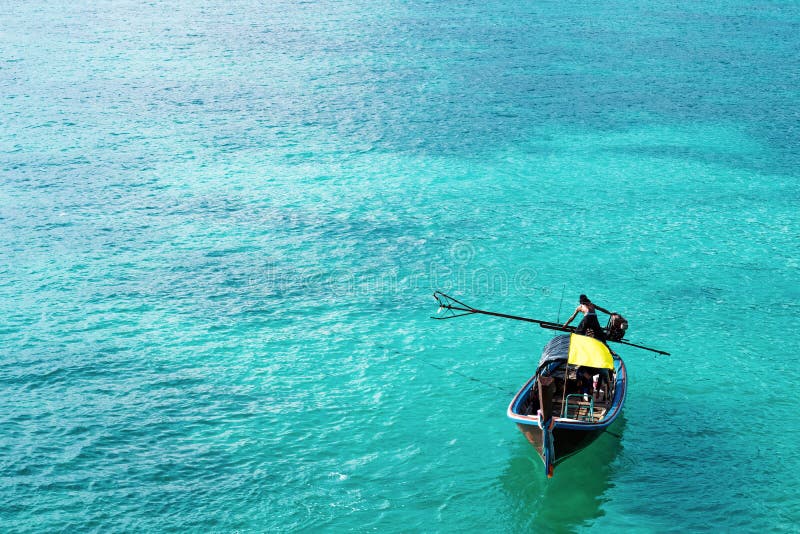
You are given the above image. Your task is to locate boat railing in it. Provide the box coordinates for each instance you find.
[562,394,594,421]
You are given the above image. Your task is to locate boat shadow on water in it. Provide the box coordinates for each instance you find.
[499,414,627,532]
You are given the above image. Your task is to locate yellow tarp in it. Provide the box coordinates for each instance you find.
[567,334,614,369]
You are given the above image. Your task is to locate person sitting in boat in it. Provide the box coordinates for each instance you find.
[562,294,611,342]
[576,366,594,397]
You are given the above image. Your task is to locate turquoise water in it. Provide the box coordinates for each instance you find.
[2,0,799,531]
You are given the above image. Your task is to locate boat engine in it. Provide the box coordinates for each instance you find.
[606,313,628,341]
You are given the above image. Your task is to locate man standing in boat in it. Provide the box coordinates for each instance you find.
[562,294,611,342]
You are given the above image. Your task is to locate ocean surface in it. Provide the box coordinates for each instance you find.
[2,0,799,531]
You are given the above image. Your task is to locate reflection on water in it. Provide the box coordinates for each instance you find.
[499,415,627,532]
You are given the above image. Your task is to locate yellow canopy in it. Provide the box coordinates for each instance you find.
[567,334,614,369]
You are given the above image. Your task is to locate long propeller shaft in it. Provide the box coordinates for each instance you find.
[433,291,670,356]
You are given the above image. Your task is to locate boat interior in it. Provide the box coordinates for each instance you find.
[516,365,618,424]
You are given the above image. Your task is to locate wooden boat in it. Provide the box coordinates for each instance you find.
[506,334,626,478]
[431,291,667,477]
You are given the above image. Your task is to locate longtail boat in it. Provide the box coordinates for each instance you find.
[431,291,669,478]
[506,334,626,477]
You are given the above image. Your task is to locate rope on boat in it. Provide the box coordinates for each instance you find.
[406,352,515,395]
